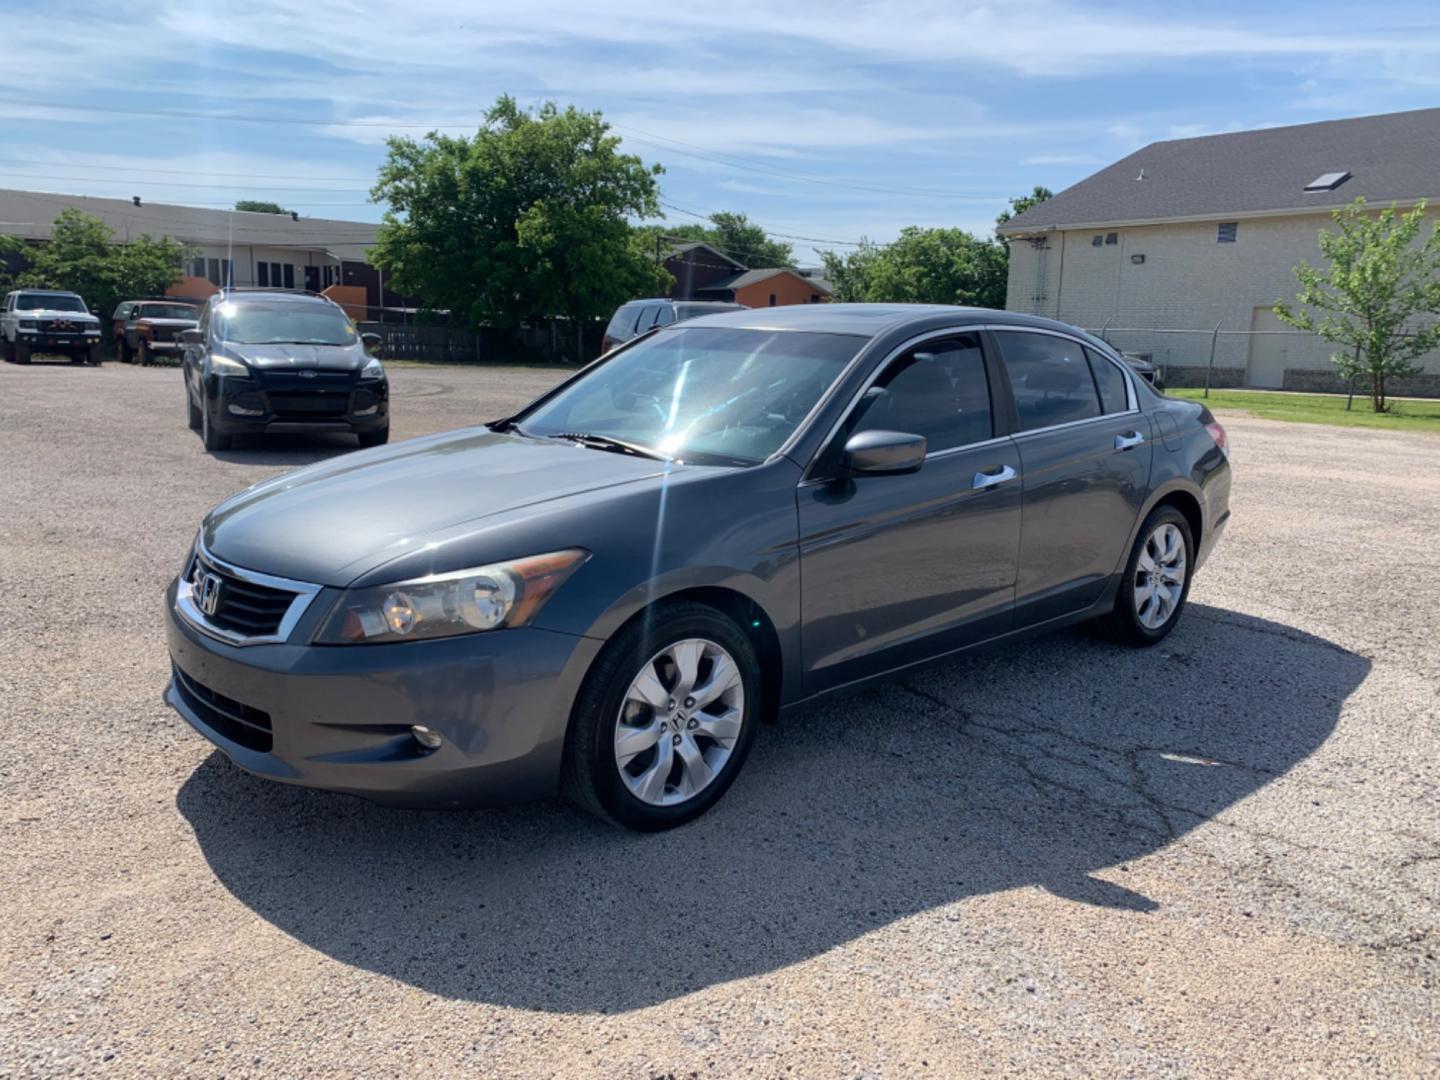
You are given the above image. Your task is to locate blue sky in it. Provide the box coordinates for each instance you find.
[1,0,1437,263]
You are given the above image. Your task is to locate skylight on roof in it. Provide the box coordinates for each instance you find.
[1304,170,1352,192]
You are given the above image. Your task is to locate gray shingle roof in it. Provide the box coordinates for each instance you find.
[999,107,1440,233]
[0,188,378,254]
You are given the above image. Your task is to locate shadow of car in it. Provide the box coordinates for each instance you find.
[175,604,1366,1013]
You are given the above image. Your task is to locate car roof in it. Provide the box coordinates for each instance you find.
[11,288,81,296]
[678,302,1095,338]
[212,290,332,305]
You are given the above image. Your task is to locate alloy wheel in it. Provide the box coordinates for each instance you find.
[614,638,745,807]
[1134,522,1187,629]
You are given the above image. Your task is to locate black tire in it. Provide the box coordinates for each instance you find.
[561,601,761,831]
[120,339,134,363]
[200,401,232,452]
[88,344,102,366]
[3,336,14,362]
[15,342,30,365]
[1100,504,1194,646]
[186,386,202,431]
[357,426,389,449]
[137,341,150,366]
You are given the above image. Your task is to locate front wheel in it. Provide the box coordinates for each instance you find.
[14,342,30,364]
[200,401,232,452]
[357,426,389,448]
[562,602,760,831]
[1101,505,1194,646]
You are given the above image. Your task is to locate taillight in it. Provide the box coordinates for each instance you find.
[1205,421,1228,456]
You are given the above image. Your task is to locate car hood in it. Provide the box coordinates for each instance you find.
[224,341,367,372]
[203,429,678,585]
[136,318,198,328]
[21,309,99,323]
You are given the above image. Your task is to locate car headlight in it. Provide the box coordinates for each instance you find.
[359,356,385,380]
[209,354,251,377]
[314,549,590,644]
[18,320,37,330]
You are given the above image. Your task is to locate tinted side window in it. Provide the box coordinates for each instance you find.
[849,335,992,455]
[604,304,638,340]
[1086,347,1129,414]
[653,305,676,328]
[995,332,1101,432]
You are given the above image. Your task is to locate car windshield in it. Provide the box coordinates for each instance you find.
[214,301,358,346]
[137,304,199,320]
[518,327,862,466]
[16,293,86,312]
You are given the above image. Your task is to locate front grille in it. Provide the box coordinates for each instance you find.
[189,556,299,637]
[173,665,273,752]
[43,319,80,334]
[268,392,349,418]
[150,326,176,343]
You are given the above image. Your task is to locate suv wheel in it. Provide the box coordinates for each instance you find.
[1101,505,1194,646]
[562,601,760,831]
[186,385,202,431]
[358,426,389,449]
[14,342,30,364]
[200,400,232,452]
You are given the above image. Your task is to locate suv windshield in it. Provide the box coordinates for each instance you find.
[519,327,861,465]
[137,304,199,320]
[215,301,358,346]
[16,293,86,313]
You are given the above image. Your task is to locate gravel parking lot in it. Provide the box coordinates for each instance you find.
[2,359,1437,1077]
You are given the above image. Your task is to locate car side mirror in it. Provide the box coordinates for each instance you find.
[179,329,203,345]
[841,430,927,476]
[361,332,382,351]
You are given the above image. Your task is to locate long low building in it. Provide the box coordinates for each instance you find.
[0,188,406,315]
[997,108,1440,396]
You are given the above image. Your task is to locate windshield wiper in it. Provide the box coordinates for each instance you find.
[548,431,670,461]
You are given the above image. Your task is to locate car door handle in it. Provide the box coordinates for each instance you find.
[972,464,1017,491]
[1115,431,1146,451]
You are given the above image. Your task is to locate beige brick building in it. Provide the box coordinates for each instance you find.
[998,108,1440,395]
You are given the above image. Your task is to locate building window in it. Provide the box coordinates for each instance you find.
[768,293,777,307]
[810,294,820,303]
[1104,232,1119,246]
[283,264,295,289]
[1217,222,1238,243]
[189,257,205,279]
[207,258,220,285]
[1092,235,1103,247]
[257,262,269,286]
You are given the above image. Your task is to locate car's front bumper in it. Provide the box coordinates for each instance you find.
[17,331,101,349]
[163,579,601,806]
[208,374,389,435]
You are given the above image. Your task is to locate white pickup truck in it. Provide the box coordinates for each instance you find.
[1,289,104,365]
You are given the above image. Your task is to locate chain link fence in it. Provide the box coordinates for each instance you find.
[1079,323,1440,399]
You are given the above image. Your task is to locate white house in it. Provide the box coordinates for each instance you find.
[0,188,397,315]
[997,108,1440,396]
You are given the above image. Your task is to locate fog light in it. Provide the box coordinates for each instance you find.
[411,725,442,750]
[227,403,264,416]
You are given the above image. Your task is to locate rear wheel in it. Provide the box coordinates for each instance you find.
[1101,505,1194,646]
[186,385,202,431]
[200,400,232,452]
[562,602,760,831]
[357,426,389,449]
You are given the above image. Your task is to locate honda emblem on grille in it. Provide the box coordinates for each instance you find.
[198,572,223,616]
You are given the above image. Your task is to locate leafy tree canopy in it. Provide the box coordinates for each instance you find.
[5,209,187,318]
[369,95,669,328]
[234,200,289,215]
[1275,198,1440,412]
[995,185,1054,232]
[820,226,1007,309]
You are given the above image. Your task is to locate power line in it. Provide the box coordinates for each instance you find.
[0,156,376,184]
[658,200,878,252]
[0,97,1007,202]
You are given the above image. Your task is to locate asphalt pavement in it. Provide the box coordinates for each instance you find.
[1,359,1435,1077]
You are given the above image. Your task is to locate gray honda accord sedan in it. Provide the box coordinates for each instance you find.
[165,304,1231,831]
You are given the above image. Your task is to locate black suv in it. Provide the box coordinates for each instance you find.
[601,299,745,352]
[180,291,388,452]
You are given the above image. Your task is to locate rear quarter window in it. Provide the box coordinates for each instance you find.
[1086,347,1130,414]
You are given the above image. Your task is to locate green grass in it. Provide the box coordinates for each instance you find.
[1168,387,1440,435]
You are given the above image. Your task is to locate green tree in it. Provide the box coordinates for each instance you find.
[995,185,1054,253]
[821,227,1008,308]
[369,95,669,339]
[1275,198,1440,412]
[234,200,289,215]
[11,209,187,318]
